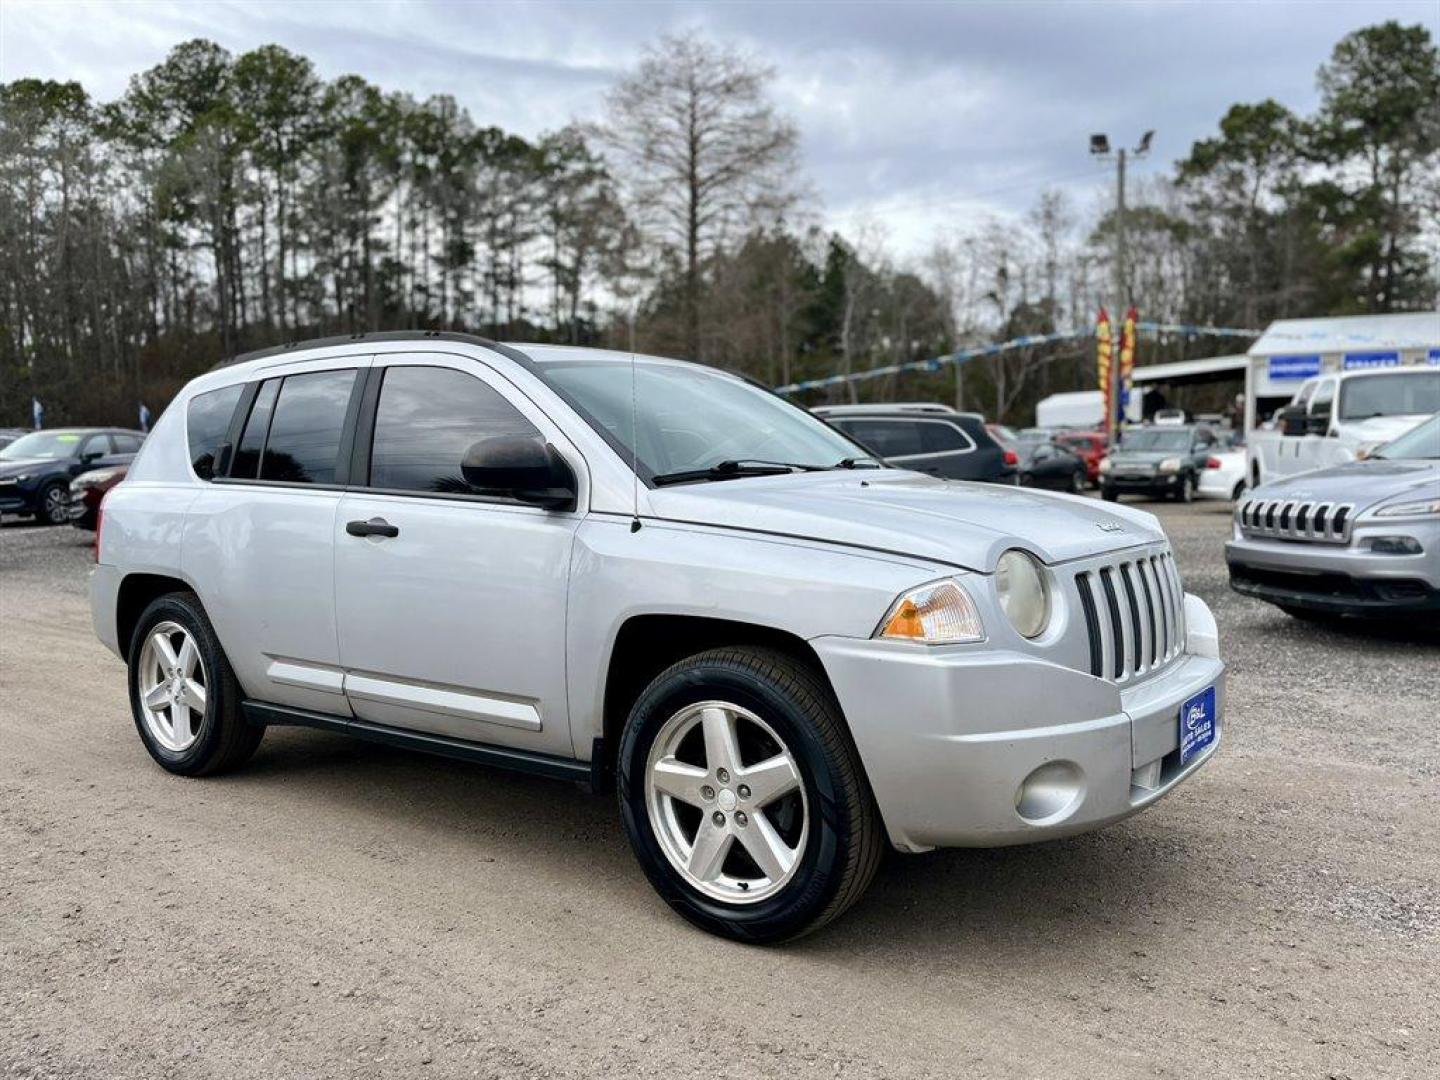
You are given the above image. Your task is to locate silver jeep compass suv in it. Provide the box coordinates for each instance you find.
[91,332,1224,942]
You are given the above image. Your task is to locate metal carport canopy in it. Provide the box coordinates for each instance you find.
[1130,354,1248,386]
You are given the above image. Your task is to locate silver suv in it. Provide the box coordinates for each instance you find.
[91,332,1224,942]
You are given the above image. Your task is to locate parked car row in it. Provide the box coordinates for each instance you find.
[0,428,144,525]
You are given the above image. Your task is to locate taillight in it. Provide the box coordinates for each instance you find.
[1205,457,1221,469]
[1003,449,1018,466]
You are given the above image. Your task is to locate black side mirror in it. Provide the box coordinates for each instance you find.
[1278,404,1309,436]
[461,435,576,511]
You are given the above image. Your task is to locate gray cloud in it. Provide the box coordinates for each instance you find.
[4,0,1436,252]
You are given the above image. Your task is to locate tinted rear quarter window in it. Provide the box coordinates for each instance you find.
[369,366,539,495]
[835,419,924,458]
[112,433,144,454]
[259,369,358,484]
[918,421,972,454]
[186,385,244,480]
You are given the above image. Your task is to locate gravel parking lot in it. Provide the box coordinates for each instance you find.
[2,500,1436,1079]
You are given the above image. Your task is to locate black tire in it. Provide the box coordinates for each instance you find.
[1178,474,1196,503]
[36,480,68,525]
[1069,469,1085,494]
[127,591,263,776]
[1231,479,1246,501]
[1101,486,1119,502]
[617,647,883,944]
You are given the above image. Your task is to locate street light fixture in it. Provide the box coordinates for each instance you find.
[1091,129,1154,439]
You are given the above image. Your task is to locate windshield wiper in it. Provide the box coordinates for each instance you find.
[830,456,883,469]
[652,459,826,486]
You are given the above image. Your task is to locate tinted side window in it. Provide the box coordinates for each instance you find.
[260,370,358,485]
[834,419,924,458]
[186,385,244,480]
[112,433,144,454]
[79,433,110,459]
[231,379,280,480]
[918,420,972,454]
[369,366,540,495]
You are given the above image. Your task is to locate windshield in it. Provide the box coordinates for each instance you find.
[1118,429,1192,452]
[1338,371,1440,421]
[0,431,83,461]
[533,358,873,482]
[1374,415,1440,461]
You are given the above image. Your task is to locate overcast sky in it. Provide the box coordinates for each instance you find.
[4,0,1436,255]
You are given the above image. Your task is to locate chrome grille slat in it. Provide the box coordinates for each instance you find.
[1073,547,1184,686]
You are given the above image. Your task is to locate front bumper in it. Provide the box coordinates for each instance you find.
[813,599,1224,852]
[1104,472,1185,497]
[0,482,37,514]
[1226,525,1440,615]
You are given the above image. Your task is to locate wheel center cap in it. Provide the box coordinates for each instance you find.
[717,788,738,812]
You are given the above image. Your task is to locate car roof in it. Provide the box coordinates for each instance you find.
[813,402,964,417]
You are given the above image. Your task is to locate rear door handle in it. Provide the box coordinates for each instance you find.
[346,517,399,539]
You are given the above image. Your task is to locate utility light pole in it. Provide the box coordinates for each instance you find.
[1090,130,1153,440]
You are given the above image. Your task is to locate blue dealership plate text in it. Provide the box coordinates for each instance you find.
[1179,686,1217,766]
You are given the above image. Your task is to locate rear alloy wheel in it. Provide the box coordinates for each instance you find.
[128,592,264,776]
[1069,469,1085,494]
[618,647,883,943]
[37,481,68,525]
[1179,474,1196,503]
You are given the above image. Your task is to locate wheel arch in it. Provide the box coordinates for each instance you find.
[597,614,840,788]
[116,572,197,658]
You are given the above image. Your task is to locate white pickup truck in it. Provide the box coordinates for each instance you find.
[1247,367,1439,487]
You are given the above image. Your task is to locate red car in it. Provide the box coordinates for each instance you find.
[1054,431,1109,486]
[66,464,128,531]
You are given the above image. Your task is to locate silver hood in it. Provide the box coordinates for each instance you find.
[648,470,1166,571]
[1251,459,1440,513]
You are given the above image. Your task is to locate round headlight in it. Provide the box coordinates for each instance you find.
[995,549,1049,638]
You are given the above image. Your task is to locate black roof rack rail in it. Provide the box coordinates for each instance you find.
[211,330,519,371]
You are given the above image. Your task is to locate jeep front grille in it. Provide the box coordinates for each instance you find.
[1074,550,1186,684]
[1237,498,1354,544]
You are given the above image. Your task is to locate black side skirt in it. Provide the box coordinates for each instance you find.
[242,700,595,785]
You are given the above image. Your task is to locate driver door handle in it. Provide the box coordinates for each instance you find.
[346,517,399,539]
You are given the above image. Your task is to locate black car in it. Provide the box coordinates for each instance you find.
[0,428,145,524]
[1100,424,1218,502]
[815,405,1017,483]
[1009,435,1089,493]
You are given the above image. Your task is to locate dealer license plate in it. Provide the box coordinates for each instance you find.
[1179,686,1217,765]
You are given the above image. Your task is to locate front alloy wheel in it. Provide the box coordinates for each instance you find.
[618,647,883,943]
[646,700,808,904]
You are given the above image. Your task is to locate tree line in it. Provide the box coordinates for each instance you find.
[1,21,1435,428]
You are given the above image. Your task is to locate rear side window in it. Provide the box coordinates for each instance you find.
[186,385,244,480]
[368,366,540,495]
[112,433,144,454]
[918,421,972,454]
[231,379,280,480]
[259,370,359,485]
[833,419,924,458]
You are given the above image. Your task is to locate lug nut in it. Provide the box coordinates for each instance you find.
[737,784,751,799]
[712,811,726,826]
[716,767,730,784]
[735,811,748,827]
[700,784,716,801]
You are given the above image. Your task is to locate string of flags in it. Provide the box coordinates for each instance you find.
[772,321,1261,396]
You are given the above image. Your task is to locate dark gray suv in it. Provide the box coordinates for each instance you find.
[813,405,1017,484]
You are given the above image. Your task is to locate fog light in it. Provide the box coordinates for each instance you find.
[1014,761,1084,825]
[1371,536,1422,555]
